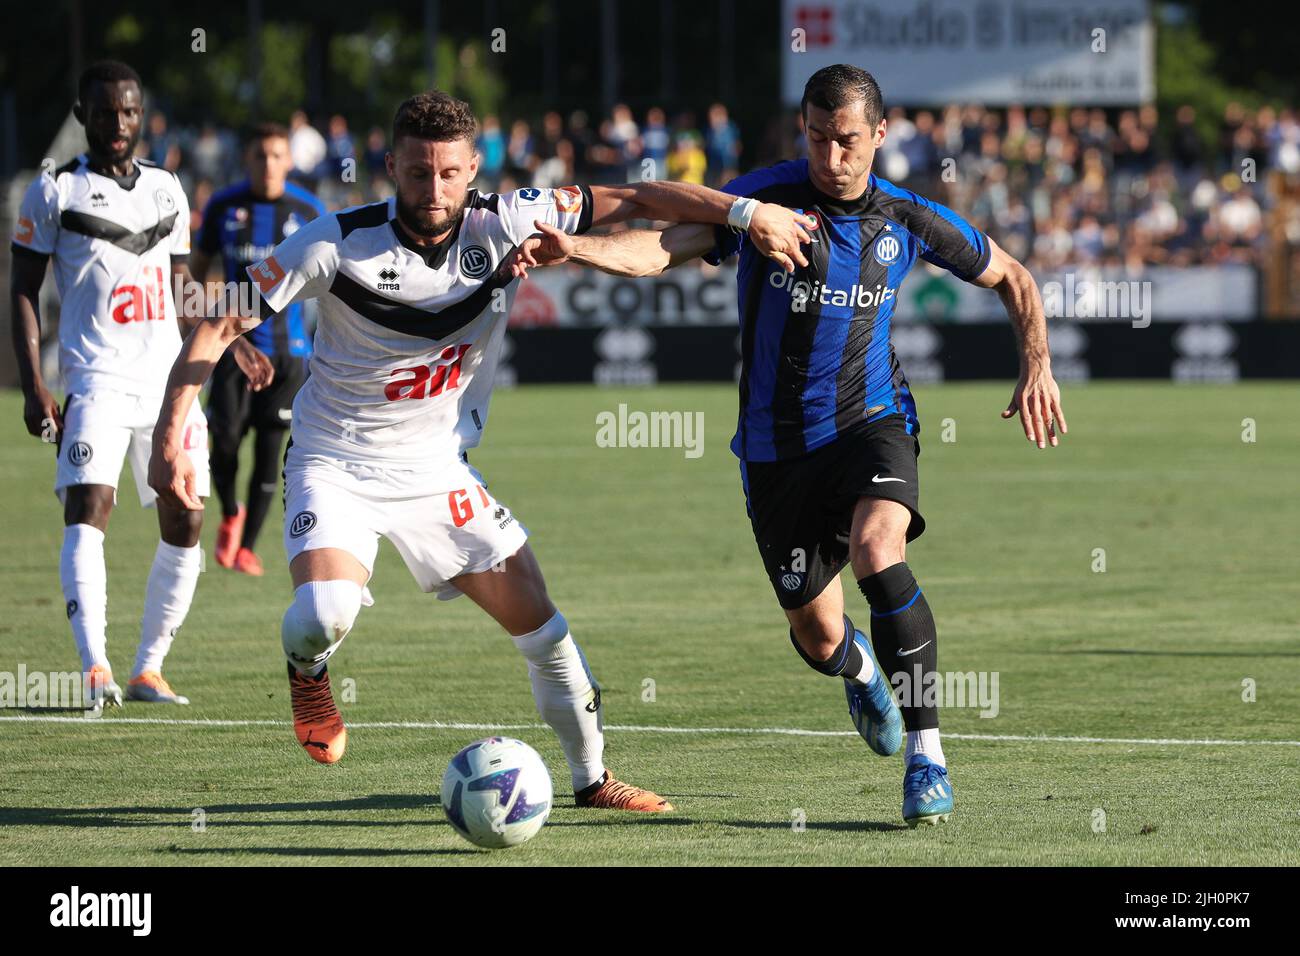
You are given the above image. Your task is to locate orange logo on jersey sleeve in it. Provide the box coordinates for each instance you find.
[249,255,286,293]
[14,217,34,245]
[555,185,583,214]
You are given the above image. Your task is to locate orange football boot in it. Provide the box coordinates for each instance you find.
[126,670,190,704]
[574,770,673,812]
[215,504,246,568]
[85,663,122,709]
[287,662,346,764]
[233,547,264,576]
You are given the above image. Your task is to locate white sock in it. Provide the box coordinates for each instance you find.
[281,580,365,677]
[134,541,202,677]
[906,728,946,767]
[61,524,109,671]
[844,631,876,685]
[512,611,604,791]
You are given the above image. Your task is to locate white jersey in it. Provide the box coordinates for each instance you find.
[249,184,591,473]
[12,154,191,398]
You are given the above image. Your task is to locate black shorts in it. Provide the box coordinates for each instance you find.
[741,414,925,610]
[206,350,307,441]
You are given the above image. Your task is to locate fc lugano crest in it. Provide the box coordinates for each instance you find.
[68,441,93,466]
[289,511,317,538]
[459,245,491,279]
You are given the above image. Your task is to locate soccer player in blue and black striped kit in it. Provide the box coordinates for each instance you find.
[514,65,1068,826]
[191,123,326,576]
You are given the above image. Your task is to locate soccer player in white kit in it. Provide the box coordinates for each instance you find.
[10,61,270,709]
[148,91,815,810]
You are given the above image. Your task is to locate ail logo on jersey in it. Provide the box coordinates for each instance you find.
[555,185,583,214]
[377,266,400,291]
[110,266,168,324]
[249,255,286,293]
[384,343,473,401]
[459,245,491,279]
[14,217,34,245]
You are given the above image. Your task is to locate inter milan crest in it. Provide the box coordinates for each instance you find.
[874,233,901,265]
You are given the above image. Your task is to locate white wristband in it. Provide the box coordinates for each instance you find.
[727,197,760,231]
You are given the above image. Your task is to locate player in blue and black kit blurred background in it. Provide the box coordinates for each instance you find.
[513,64,1068,827]
[191,123,325,576]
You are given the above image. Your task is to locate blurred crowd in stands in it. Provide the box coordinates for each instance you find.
[138,99,1300,273]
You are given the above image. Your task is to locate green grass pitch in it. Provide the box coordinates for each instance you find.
[1,381,1297,865]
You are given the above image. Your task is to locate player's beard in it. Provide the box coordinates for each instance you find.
[395,191,467,240]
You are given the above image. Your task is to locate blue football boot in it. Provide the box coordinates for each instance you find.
[903,754,954,827]
[843,630,902,756]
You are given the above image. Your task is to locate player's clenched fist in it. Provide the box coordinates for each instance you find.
[22,385,62,441]
[747,203,818,273]
[148,439,203,511]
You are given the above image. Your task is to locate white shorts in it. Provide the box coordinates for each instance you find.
[56,391,211,508]
[282,448,529,600]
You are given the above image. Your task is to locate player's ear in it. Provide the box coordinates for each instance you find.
[384,151,395,179]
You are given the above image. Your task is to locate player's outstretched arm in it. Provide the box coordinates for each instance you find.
[148,311,257,510]
[510,222,715,279]
[171,259,274,392]
[587,181,816,273]
[972,237,1067,449]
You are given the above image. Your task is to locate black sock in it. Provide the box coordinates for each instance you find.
[858,563,938,731]
[210,426,242,520]
[789,615,866,678]
[242,427,287,550]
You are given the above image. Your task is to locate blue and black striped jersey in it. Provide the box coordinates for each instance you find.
[706,160,990,462]
[197,180,325,358]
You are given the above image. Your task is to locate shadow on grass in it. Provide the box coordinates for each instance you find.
[0,793,440,828]
[1053,649,1300,658]
[721,819,908,833]
[159,845,478,858]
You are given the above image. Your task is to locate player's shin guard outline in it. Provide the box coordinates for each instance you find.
[134,541,202,677]
[61,523,109,670]
[858,562,939,731]
[281,580,364,677]
[512,610,604,791]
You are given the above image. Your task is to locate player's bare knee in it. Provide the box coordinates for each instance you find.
[850,532,905,578]
[158,504,203,548]
[64,485,113,531]
[282,580,363,668]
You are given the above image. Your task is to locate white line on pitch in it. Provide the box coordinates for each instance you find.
[2,714,1299,747]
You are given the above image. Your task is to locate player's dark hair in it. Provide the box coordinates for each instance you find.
[244,121,290,147]
[77,60,142,105]
[392,91,478,146]
[801,64,884,127]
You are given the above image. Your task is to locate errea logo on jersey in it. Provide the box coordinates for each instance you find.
[385,343,473,401]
